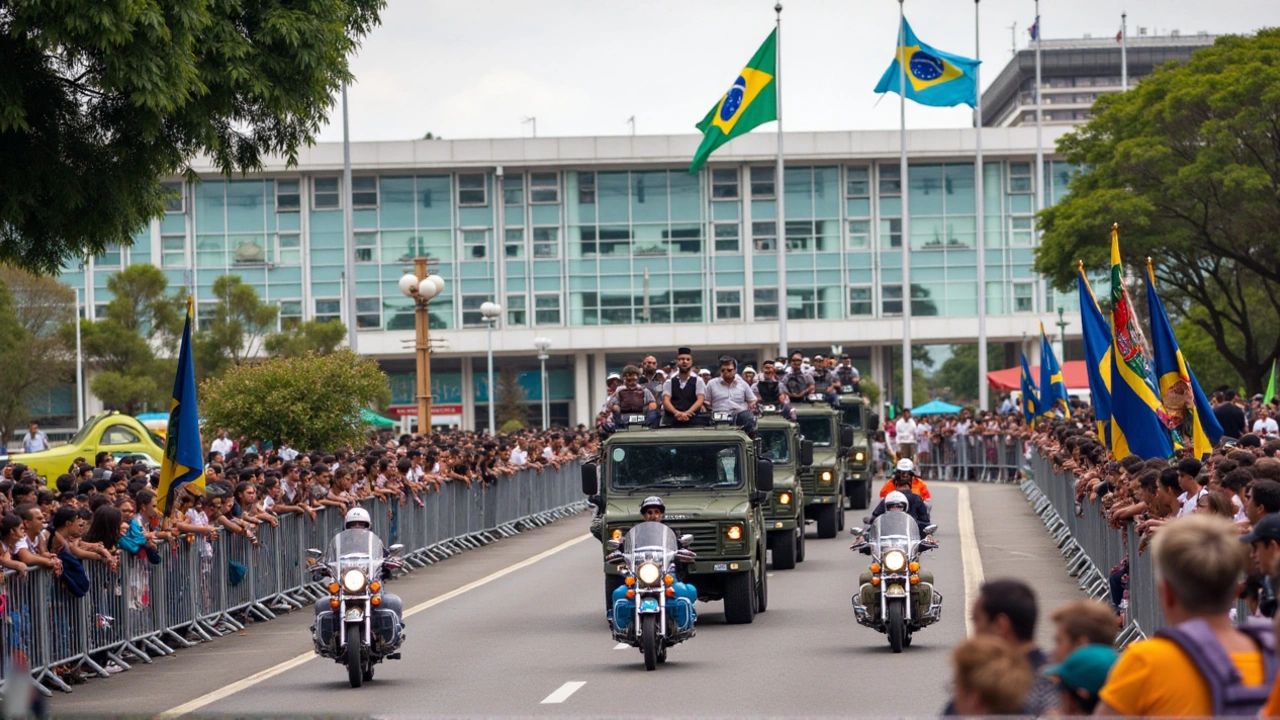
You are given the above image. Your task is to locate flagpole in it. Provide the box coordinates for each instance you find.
[898,0,913,408]
[975,0,988,411]
[1033,0,1046,316]
[775,2,789,358]
[1120,11,1129,90]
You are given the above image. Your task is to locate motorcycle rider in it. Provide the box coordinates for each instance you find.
[856,490,938,620]
[878,458,933,511]
[312,507,404,645]
[608,496,698,632]
[871,476,931,536]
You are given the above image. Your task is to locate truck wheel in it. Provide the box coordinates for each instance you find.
[796,529,806,563]
[817,505,838,538]
[851,481,871,510]
[838,506,846,531]
[723,572,755,624]
[772,531,797,570]
[755,562,768,613]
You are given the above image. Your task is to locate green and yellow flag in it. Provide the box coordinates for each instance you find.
[689,30,778,173]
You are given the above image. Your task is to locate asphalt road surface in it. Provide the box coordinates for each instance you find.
[49,481,1083,717]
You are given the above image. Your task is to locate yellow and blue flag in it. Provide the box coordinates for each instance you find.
[1077,263,1113,447]
[158,296,205,513]
[689,30,778,173]
[1109,226,1173,460]
[1020,352,1040,426]
[874,18,981,108]
[1039,322,1070,417]
[1145,259,1223,459]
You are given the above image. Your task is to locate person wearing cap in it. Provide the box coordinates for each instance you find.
[608,496,698,630]
[607,365,660,429]
[809,354,842,407]
[662,347,708,427]
[741,366,756,386]
[1244,513,1280,618]
[1044,644,1118,715]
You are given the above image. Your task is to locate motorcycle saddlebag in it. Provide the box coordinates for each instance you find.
[371,608,401,649]
[315,610,338,654]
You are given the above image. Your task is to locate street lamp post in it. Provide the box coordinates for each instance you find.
[534,337,552,430]
[480,301,502,435]
[1056,306,1069,363]
[399,260,445,433]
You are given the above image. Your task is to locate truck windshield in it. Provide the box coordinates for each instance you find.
[841,404,863,429]
[756,429,792,465]
[797,417,833,447]
[610,443,744,491]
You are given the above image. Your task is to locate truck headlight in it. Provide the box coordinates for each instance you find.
[778,492,791,505]
[883,550,906,572]
[726,525,743,541]
[341,568,367,593]
[820,470,833,483]
[637,562,661,586]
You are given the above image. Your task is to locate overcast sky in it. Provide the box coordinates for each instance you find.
[315,0,1272,144]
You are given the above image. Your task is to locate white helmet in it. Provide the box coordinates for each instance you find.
[344,507,372,529]
[895,458,916,474]
[885,491,909,511]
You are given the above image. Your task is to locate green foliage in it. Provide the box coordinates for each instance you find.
[200,350,390,451]
[859,379,881,409]
[0,268,74,443]
[194,275,278,378]
[889,346,932,407]
[1176,315,1250,393]
[265,319,347,358]
[0,0,385,274]
[1036,29,1280,392]
[103,265,185,344]
[934,344,1008,407]
[498,418,526,434]
[494,366,529,430]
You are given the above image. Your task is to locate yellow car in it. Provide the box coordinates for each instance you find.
[16,412,167,487]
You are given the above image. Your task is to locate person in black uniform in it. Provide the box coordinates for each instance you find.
[662,347,709,427]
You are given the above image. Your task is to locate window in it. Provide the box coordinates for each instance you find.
[535,294,561,325]
[355,232,378,263]
[532,227,559,258]
[1011,216,1034,246]
[882,285,903,315]
[713,223,739,253]
[161,236,186,268]
[279,300,302,330]
[505,228,525,258]
[277,233,301,265]
[1008,162,1033,193]
[506,295,527,326]
[1014,283,1034,312]
[752,221,776,251]
[880,218,902,249]
[753,288,778,320]
[848,220,870,249]
[849,287,873,316]
[276,180,301,212]
[195,301,217,327]
[458,173,487,206]
[352,177,378,208]
[750,167,775,198]
[315,298,341,324]
[879,164,901,196]
[313,177,340,209]
[94,304,109,320]
[529,172,559,203]
[162,181,185,213]
[715,290,742,320]
[462,229,488,260]
[101,426,141,446]
[462,295,492,327]
[356,297,381,329]
[712,169,739,200]
[503,175,523,205]
[97,244,123,268]
[846,167,870,198]
[232,237,268,265]
[578,172,596,204]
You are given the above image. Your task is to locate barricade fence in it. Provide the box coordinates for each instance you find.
[0,461,585,695]
[913,433,1025,483]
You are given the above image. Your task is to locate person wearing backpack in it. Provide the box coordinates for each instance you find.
[1096,514,1277,717]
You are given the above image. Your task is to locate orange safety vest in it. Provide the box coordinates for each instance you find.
[878,476,931,502]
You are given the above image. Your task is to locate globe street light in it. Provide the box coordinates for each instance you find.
[480,301,502,435]
[399,261,446,432]
[534,337,552,430]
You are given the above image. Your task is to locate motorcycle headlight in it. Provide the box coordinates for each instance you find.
[820,470,833,482]
[341,568,367,593]
[854,451,866,462]
[637,562,662,586]
[778,492,791,505]
[883,550,907,572]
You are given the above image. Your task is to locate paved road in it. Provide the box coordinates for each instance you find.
[49,482,1082,716]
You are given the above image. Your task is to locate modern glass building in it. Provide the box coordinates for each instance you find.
[60,126,1083,430]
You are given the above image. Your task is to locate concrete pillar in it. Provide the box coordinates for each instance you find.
[573,352,590,428]
[461,360,476,432]
[590,353,608,421]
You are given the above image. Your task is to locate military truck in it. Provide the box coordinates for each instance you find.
[837,392,874,509]
[755,410,813,570]
[793,397,855,539]
[583,414,774,625]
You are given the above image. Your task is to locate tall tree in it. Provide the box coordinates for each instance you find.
[264,319,347,358]
[934,344,1008,406]
[0,269,74,442]
[0,0,385,274]
[494,366,529,431]
[195,275,278,378]
[1036,30,1280,392]
[103,264,185,349]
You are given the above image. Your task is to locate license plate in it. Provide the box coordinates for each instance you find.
[344,607,365,621]
[639,598,659,612]
[714,563,728,572]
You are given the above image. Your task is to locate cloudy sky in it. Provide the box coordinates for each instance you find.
[316,0,1271,144]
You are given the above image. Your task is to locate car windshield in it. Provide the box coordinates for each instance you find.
[841,404,864,429]
[797,417,833,447]
[609,442,744,491]
[756,429,792,465]
[66,415,105,447]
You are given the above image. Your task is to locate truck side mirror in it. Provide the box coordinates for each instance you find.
[756,458,774,492]
[868,412,881,432]
[800,439,814,467]
[840,424,855,450]
[581,462,599,496]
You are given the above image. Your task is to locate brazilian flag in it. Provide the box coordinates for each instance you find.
[689,30,777,173]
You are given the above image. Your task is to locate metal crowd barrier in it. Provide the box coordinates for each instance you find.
[0,460,585,695]
[915,432,1024,483]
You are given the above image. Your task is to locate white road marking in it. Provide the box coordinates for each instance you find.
[956,483,985,637]
[541,681,586,704]
[767,572,774,577]
[613,642,628,650]
[161,533,593,717]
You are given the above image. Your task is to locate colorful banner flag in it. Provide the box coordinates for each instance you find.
[874,18,981,108]
[1039,322,1070,417]
[1077,263,1113,447]
[689,30,778,173]
[1021,352,1041,427]
[1266,360,1278,407]
[157,296,206,512]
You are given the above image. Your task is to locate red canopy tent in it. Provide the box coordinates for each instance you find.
[987,360,1090,393]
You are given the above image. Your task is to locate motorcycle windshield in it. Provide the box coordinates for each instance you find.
[870,511,919,553]
[324,528,384,571]
[623,521,679,564]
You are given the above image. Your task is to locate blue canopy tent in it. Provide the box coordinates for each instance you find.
[911,399,964,416]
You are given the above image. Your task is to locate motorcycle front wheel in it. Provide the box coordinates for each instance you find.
[887,600,906,654]
[347,639,363,687]
[641,614,659,671]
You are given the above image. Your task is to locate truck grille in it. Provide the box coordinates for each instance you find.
[801,469,837,496]
[664,523,720,556]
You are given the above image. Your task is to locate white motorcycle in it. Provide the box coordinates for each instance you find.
[850,512,942,653]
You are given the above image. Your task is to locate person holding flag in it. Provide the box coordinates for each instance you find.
[1039,322,1070,418]
[158,296,206,513]
[1077,263,1113,448]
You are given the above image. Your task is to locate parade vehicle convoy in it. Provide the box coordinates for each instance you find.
[584,414,774,624]
[755,408,813,570]
[793,397,855,538]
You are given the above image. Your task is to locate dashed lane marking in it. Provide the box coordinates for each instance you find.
[541,681,586,704]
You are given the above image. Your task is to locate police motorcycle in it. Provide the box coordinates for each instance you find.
[308,508,406,687]
[849,501,942,653]
[606,521,698,671]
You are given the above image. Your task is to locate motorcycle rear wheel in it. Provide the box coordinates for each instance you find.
[888,601,906,654]
[641,614,659,671]
[347,640,363,688]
